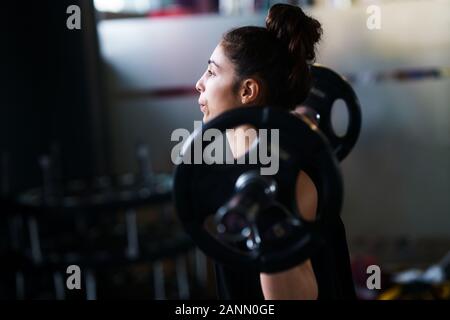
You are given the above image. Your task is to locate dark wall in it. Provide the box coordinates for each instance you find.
[1,0,108,195]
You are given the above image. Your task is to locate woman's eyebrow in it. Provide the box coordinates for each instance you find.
[208,59,220,69]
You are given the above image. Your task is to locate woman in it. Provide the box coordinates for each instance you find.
[195,4,355,300]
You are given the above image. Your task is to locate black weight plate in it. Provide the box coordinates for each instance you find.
[303,65,362,161]
[173,106,343,273]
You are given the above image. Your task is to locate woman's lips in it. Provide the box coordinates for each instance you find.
[200,104,207,112]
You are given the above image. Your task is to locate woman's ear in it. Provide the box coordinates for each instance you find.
[239,78,262,105]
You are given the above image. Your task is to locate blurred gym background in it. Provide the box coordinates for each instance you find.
[1,0,449,300]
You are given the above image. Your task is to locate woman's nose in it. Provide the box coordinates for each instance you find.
[196,77,204,93]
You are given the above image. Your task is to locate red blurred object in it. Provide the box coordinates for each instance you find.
[351,255,378,286]
[148,5,194,18]
[351,254,392,300]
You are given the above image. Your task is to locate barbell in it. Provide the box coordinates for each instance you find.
[173,106,343,273]
[173,65,361,273]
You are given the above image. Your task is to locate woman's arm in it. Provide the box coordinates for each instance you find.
[260,259,318,300]
[260,171,319,300]
[226,125,319,299]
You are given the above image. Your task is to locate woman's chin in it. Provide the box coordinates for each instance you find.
[203,110,227,123]
[202,111,213,123]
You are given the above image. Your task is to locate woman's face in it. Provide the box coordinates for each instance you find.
[195,43,242,123]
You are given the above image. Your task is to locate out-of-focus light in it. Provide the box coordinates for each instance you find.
[219,0,255,15]
[332,0,352,9]
[133,0,152,13]
[94,0,125,13]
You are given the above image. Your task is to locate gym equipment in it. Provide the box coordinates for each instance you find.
[173,106,343,273]
[378,251,450,300]
[302,64,362,161]
[1,144,199,300]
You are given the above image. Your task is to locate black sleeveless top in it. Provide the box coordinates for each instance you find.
[214,217,356,300]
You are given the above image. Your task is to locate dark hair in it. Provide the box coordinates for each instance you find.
[221,4,322,110]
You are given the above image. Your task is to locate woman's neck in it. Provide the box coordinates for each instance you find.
[226,124,258,159]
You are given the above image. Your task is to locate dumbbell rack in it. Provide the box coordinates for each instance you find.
[0,149,212,300]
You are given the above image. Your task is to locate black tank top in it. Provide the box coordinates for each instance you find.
[214,217,356,300]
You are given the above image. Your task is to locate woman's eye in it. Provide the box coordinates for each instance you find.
[207,70,214,76]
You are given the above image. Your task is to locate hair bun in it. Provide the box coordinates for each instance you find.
[265,4,322,105]
[265,3,322,62]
